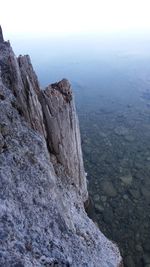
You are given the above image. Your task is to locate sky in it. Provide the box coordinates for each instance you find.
[1,0,150,39]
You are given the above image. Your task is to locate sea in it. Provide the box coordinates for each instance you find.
[13,32,150,267]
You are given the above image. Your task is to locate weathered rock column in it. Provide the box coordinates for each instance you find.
[17,55,46,137]
[0,26,46,137]
[40,79,88,201]
[0,26,4,42]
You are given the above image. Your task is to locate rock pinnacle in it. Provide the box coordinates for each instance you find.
[0,26,4,42]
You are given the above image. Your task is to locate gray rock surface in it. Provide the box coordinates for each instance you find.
[0,26,122,267]
[40,80,87,201]
[0,26,4,42]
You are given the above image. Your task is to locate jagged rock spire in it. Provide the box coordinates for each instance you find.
[0,26,4,42]
[40,79,88,201]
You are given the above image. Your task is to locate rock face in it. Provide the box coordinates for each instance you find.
[0,27,122,267]
[40,80,87,201]
[0,26,4,42]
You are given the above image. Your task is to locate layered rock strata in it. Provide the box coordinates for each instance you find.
[0,27,122,266]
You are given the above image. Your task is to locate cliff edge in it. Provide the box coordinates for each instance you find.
[0,27,122,266]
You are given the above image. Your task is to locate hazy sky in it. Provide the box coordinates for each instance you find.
[1,0,150,38]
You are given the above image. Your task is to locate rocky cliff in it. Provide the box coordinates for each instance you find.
[0,27,122,267]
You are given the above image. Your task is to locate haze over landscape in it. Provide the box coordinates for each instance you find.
[1,0,150,37]
[1,1,150,266]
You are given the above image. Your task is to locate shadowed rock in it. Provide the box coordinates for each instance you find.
[0,26,4,42]
[17,55,46,136]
